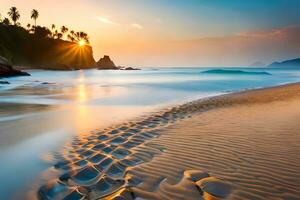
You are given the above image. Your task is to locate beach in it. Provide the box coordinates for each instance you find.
[1,2,300,200]
[3,67,296,199]
[34,82,300,200]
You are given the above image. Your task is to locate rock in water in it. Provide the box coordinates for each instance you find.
[123,67,140,70]
[196,177,232,198]
[0,80,10,84]
[97,55,119,70]
[0,56,30,77]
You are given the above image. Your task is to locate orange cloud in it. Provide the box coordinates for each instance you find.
[131,23,144,29]
[95,16,119,25]
[237,26,300,39]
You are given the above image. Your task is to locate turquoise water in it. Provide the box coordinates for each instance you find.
[0,67,300,199]
[1,67,300,105]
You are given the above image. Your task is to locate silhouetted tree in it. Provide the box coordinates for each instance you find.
[67,34,75,42]
[2,7,91,46]
[60,26,68,38]
[61,26,68,33]
[2,18,10,25]
[31,9,39,27]
[68,30,75,41]
[74,31,89,43]
[57,33,63,39]
[8,7,20,25]
[33,26,52,38]
[50,24,56,38]
[26,23,32,32]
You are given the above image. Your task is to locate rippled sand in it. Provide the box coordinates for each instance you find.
[33,83,300,200]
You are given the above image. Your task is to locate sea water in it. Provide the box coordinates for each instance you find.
[0,67,300,199]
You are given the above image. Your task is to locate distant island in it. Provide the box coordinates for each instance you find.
[201,69,271,75]
[0,6,139,76]
[268,58,300,68]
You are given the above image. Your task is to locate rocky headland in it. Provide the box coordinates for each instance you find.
[0,22,139,71]
[0,23,95,70]
[0,56,30,79]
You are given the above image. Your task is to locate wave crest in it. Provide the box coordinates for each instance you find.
[201,69,271,75]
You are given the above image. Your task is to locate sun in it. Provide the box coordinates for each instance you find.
[78,40,86,46]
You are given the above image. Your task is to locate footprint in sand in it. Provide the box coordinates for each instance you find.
[37,106,232,200]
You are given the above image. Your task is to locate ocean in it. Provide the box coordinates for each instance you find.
[0,67,300,199]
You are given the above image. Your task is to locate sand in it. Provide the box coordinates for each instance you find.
[34,83,300,200]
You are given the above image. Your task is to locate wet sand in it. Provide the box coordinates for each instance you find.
[35,83,300,200]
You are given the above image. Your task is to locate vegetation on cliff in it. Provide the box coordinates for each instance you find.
[0,7,95,69]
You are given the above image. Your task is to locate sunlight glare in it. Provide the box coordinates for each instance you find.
[78,40,86,46]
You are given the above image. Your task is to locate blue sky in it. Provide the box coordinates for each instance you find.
[90,0,300,37]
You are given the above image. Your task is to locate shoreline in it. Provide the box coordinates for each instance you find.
[33,82,300,200]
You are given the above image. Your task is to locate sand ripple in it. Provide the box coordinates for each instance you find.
[36,83,300,200]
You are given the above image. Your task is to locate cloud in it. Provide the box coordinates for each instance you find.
[94,16,143,30]
[236,26,300,39]
[131,23,144,29]
[95,16,119,25]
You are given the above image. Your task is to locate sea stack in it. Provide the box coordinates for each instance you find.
[96,55,119,70]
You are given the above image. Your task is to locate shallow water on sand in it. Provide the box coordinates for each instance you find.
[0,67,300,199]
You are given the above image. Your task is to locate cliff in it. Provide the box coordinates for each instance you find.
[0,24,95,70]
[268,58,300,68]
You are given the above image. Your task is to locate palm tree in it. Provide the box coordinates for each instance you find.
[61,26,68,33]
[51,24,56,38]
[2,18,10,25]
[27,23,31,30]
[57,33,63,39]
[70,30,75,37]
[67,30,76,42]
[8,7,20,25]
[54,29,58,38]
[67,34,75,42]
[75,31,89,43]
[60,26,68,37]
[31,9,39,27]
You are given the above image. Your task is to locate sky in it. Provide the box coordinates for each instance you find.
[1,0,300,67]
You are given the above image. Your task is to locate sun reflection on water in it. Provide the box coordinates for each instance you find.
[78,84,87,102]
[77,71,88,103]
